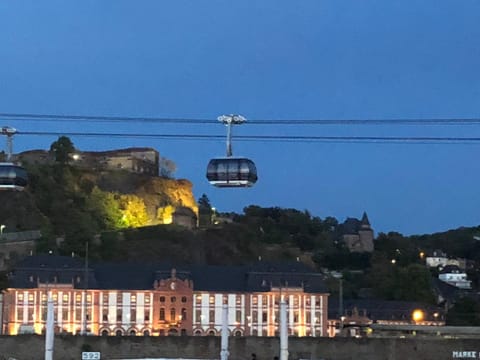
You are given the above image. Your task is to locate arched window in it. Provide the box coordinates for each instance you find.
[170,308,176,322]
[168,328,178,336]
[143,330,150,336]
[129,330,136,336]
[208,330,216,336]
[159,308,165,321]
[181,308,187,321]
[115,329,123,337]
[234,330,242,337]
[181,296,187,303]
[194,329,202,336]
[101,329,109,336]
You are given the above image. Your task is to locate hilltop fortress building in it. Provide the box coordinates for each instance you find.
[17,147,160,176]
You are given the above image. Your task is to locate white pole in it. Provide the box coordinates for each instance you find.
[0,293,4,335]
[280,300,288,360]
[45,291,54,360]
[220,304,229,360]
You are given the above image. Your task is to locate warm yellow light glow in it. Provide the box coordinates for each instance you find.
[419,252,425,259]
[412,309,424,323]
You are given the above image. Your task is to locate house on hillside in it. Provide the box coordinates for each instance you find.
[338,212,374,253]
[438,265,471,289]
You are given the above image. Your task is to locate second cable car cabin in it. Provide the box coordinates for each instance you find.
[206,157,257,187]
[0,163,28,191]
[0,127,27,191]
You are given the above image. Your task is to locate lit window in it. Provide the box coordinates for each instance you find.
[236,310,242,323]
[86,294,92,304]
[102,309,108,322]
[131,295,137,304]
[209,295,215,305]
[102,294,109,305]
[18,293,24,302]
[116,309,122,322]
[252,296,258,306]
[28,293,34,303]
[223,295,228,305]
[294,311,299,323]
[195,295,202,305]
[236,295,241,306]
[145,294,150,304]
[63,294,69,304]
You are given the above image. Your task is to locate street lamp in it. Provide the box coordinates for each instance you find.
[412,309,424,324]
[0,225,5,236]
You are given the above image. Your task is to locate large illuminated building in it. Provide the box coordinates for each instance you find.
[1,255,329,337]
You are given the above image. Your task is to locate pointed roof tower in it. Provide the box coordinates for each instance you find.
[360,212,371,229]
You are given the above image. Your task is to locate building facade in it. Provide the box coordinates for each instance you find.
[339,212,374,253]
[1,255,329,337]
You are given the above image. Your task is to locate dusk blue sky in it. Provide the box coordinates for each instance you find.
[1,1,480,235]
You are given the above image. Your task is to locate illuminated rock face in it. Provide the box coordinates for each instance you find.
[136,177,198,226]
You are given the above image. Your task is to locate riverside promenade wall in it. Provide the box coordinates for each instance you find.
[0,335,479,360]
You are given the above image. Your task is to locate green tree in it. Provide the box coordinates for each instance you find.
[86,187,125,230]
[50,136,75,164]
[198,194,213,227]
[120,195,149,228]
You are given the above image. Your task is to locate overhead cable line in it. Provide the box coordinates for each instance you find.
[3,112,480,126]
[17,131,480,144]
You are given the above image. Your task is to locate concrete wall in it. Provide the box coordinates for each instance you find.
[0,335,479,360]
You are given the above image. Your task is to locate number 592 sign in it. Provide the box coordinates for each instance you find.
[82,352,101,360]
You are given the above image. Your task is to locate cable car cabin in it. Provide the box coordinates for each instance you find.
[0,163,28,191]
[206,157,258,187]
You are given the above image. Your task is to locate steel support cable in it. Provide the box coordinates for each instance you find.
[16,131,480,144]
[3,112,480,126]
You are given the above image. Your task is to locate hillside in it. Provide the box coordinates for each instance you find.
[0,162,196,251]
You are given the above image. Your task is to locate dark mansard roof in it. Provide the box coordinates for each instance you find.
[8,255,327,293]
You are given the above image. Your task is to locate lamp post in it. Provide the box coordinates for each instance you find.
[0,225,5,236]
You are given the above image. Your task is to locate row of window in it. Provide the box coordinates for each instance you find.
[193,310,323,324]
